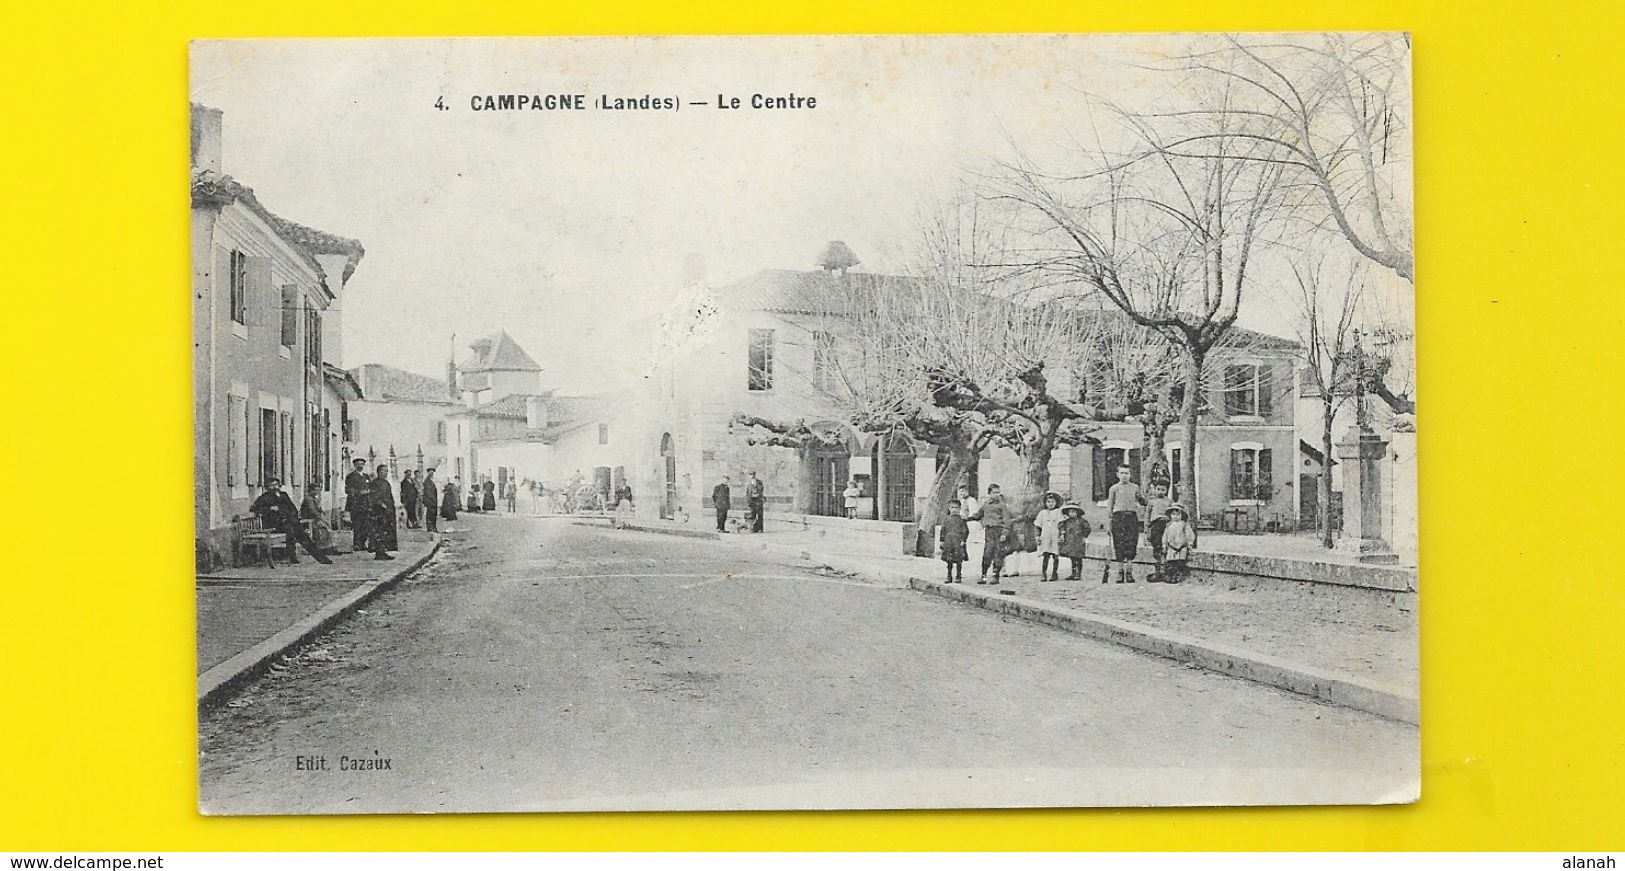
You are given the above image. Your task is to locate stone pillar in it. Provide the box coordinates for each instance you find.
[1333,430,1400,564]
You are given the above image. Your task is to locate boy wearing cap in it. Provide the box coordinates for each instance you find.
[1058,502,1090,581]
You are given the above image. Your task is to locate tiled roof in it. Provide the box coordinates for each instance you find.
[190,170,365,290]
[453,391,627,440]
[351,364,456,405]
[459,331,542,372]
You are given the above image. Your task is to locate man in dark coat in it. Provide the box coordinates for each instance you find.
[344,458,370,553]
[250,477,332,564]
[420,469,439,533]
[400,469,420,529]
[712,476,732,533]
[369,465,397,560]
[745,471,765,533]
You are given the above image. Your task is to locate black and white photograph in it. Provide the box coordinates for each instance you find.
[190,34,1418,814]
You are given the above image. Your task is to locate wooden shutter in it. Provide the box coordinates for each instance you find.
[1258,448,1274,501]
[1257,364,1275,418]
[280,285,298,347]
[1091,445,1109,502]
[1229,449,1242,500]
[246,256,272,346]
[246,403,261,486]
[1128,448,1143,484]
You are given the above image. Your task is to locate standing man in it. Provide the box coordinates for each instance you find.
[712,475,732,533]
[344,458,370,554]
[745,471,765,533]
[400,469,420,530]
[369,464,398,560]
[420,469,439,533]
[250,477,332,565]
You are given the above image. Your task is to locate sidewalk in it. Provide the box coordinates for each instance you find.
[595,515,1418,723]
[197,527,440,707]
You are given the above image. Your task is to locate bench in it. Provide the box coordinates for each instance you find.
[234,515,288,568]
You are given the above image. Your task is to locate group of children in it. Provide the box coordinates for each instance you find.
[936,465,1195,587]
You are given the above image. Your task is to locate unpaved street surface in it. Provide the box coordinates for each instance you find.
[199,516,1417,814]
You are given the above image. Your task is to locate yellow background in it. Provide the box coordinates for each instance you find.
[2,0,1620,851]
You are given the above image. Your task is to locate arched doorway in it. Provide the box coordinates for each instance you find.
[659,433,677,519]
[875,433,917,522]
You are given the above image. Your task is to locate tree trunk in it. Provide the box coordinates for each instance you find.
[1320,400,1336,549]
[1141,413,1170,489]
[915,441,974,557]
[1179,351,1204,538]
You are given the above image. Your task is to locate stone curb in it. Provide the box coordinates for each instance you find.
[587,519,1416,724]
[908,577,1418,725]
[197,536,444,713]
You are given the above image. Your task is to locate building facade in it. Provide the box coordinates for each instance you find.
[609,259,1306,535]
[343,364,458,478]
[191,103,364,568]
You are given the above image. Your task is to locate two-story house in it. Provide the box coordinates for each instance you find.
[191,103,364,568]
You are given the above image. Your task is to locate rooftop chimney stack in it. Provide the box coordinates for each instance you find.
[526,396,548,430]
[190,104,224,174]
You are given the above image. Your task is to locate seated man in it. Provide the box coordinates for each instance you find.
[251,477,333,565]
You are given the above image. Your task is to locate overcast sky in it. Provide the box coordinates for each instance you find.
[191,35,1411,394]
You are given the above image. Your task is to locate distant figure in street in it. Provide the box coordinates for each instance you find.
[505,480,518,514]
[1160,503,1195,584]
[712,476,732,532]
[400,469,420,529]
[1143,481,1173,582]
[420,469,439,533]
[482,479,497,512]
[251,477,332,565]
[442,476,461,522]
[370,465,398,559]
[843,478,861,519]
[969,483,1009,585]
[745,471,765,533]
[1058,502,1090,581]
[1105,465,1146,584]
[467,478,480,512]
[938,499,969,584]
[344,458,370,553]
[1035,492,1064,582]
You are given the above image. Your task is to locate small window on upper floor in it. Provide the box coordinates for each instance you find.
[598,423,609,445]
[229,250,248,326]
[1223,363,1275,418]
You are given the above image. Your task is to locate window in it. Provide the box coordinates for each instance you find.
[343,417,358,442]
[812,330,838,391]
[229,250,248,326]
[1223,364,1275,418]
[281,411,295,486]
[227,394,246,487]
[260,408,278,486]
[747,328,775,391]
[598,423,609,445]
[1091,444,1142,502]
[1229,445,1275,502]
[280,286,298,348]
[433,421,447,445]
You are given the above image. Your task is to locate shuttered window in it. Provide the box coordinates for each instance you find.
[280,286,298,348]
[229,250,248,326]
[227,394,246,487]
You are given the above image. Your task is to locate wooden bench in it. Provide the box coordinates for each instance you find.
[234,515,289,568]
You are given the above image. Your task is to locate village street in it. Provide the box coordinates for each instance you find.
[199,516,1416,814]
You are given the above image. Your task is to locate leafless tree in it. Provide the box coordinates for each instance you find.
[991,93,1288,521]
[1284,250,1367,547]
[1155,33,1413,282]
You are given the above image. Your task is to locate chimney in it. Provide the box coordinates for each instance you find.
[526,396,548,430]
[190,104,224,174]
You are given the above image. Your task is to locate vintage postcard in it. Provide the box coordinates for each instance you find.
[191,34,1418,814]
